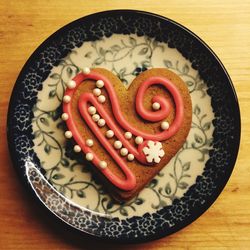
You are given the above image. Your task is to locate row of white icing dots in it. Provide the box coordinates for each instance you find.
[86,78,136,162]
[61,67,108,169]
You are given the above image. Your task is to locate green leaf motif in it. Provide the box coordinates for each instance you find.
[40,117,49,126]
[121,78,128,85]
[50,73,60,79]
[77,190,85,198]
[84,52,92,58]
[67,67,73,78]
[119,67,126,78]
[33,130,41,138]
[129,37,136,46]
[163,60,173,68]
[111,45,121,52]
[194,134,203,144]
[93,57,104,65]
[134,198,144,205]
[68,177,74,183]
[61,158,70,167]
[52,173,65,180]
[164,183,171,195]
[56,121,65,130]
[157,171,164,177]
[99,47,105,56]
[106,200,114,210]
[182,64,189,74]
[183,162,191,171]
[138,47,148,55]
[194,105,201,116]
[50,109,60,121]
[147,179,158,188]
[49,90,56,98]
[98,188,106,195]
[178,182,188,189]
[203,122,211,131]
[186,80,194,87]
[120,208,128,216]
[44,144,51,154]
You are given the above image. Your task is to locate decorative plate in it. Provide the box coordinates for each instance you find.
[7,10,240,242]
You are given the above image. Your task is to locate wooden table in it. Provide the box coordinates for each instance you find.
[0,1,249,249]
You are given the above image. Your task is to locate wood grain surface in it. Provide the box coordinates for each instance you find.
[0,0,249,249]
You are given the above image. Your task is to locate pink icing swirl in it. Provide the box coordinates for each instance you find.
[63,70,184,191]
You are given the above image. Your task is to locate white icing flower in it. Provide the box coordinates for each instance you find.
[142,140,165,164]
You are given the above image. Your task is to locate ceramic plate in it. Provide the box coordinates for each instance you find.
[7,10,240,242]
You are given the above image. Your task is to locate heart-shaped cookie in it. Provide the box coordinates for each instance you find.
[62,68,192,201]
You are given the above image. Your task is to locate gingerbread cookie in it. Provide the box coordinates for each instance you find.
[62,67,192,201]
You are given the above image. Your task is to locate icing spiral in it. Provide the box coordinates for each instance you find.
[63,69,184,191]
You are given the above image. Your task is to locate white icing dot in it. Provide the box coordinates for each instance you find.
[86,153,94,161]
[124,131,132,139]
[93,88,101,96]
[88,106,96,115]
[106,130,114,138]
[82,67,90,75]
[73,145,81,152]
[135,136,143,144]
[152,102,161,110]
[63,95,71,103]
[127,154,134,161]
[64,131,72,138]
[86,139,94,147]
[97,95,106,103]
[120,148,128,156]
[92,114,100,122]
[114,140,122,149]
[61,113,69,121]
[99,161,107,169]
[98,119,105,127]
[161,121,170,130]
[67,80,76,89]
[96,80,104,88]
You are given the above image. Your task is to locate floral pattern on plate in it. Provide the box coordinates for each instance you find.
[32,34,214,218]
